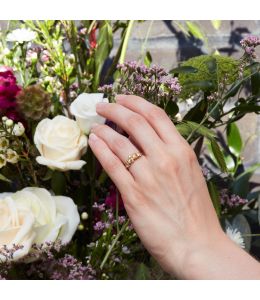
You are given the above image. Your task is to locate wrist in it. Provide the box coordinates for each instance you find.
[177,230,260,279]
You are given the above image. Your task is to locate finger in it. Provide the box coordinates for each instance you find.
[96,102,162,155]
[88,132,135,193]
[91,124,146,180]
[116,94,183,145]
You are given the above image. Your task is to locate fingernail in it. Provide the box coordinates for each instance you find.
[96,102,109,109]
[89,133,98,142]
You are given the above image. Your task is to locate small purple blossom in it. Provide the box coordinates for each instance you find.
[101,61,181,105]
[92,202,106,212]
[93,221,105,231]
[220,189,248,209]
[240,35,260,59]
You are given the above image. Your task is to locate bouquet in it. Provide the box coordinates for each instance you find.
[0,21,260,279]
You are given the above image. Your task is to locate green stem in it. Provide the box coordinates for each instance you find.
[186,100,220,142]
[115,189,119,233]
[100,220,129,270]
[118,20,134,64]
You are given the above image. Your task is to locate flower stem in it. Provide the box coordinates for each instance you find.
[119,20,134,64]
[100,220,129,270]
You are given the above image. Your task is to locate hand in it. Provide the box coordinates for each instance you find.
[89,95,260,279]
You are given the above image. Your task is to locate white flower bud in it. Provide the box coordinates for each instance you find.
[2,116,8,122]
[81,212,88,220]
[12,122,25,136]
[5,119,13,127]
[175,113,182,122]
[77,224,84,231]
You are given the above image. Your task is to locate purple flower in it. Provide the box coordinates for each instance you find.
[93,221,105,231]
[240,35,260,58]
[220,189,248,208]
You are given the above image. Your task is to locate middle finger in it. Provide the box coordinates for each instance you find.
[91,124,147,180]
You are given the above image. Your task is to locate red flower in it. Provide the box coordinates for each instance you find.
[89,27,97,49]
[0,66,21,111]
[105,185,125,211]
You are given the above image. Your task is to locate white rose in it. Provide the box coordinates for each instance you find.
[70,93,108,134]
[34,115,88,171]
[0,187,80,262]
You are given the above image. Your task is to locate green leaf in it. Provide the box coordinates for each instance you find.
[224,67,260,99]
[184,80,214,89]
[211,20,222,30]
[250,63,260,96]
[232,164,260,198]
[232,214,251,251]
[186,21,205,41]
[176,121,216,140]
[144,51,152,67]
[224,154,236,172]
[183,99,208,123]
[227,123,243,157]
[169,66,198,74]
[173,21,191,37]
[210,139,228,172]
[93,21,113,89]
[134,263,151,280]
[207,181,221,217]
[165,100,179,117]
[0,173,11,183]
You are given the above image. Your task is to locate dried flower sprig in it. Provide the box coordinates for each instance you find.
[99,61,181,105]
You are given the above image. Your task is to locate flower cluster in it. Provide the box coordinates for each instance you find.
[0,66,21,118]
[99,61,181,105]
[220,189,248,210]
[0,117,25,168]
[240,35,260,59]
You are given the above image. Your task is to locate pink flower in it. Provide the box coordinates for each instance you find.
[105,185,124,211]
[0,66,21,110]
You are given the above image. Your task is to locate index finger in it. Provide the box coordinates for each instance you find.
[116,95,183,145]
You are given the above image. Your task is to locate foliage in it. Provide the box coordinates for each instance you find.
[0,21,260,279]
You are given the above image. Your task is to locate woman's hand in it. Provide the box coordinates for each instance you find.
[88,95,260,279]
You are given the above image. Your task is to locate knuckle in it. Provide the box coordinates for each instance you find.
[183,145,197,164]
[127,114,145,128]
[148,106,166,120]
[113,136,128,150]
[157,155,173,171]
[105,156,121,174]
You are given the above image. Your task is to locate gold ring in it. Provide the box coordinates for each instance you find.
[124,152,142,169]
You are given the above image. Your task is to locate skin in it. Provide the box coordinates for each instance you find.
[88,94,260,279]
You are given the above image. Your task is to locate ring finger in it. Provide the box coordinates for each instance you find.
[91,124,146,180]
